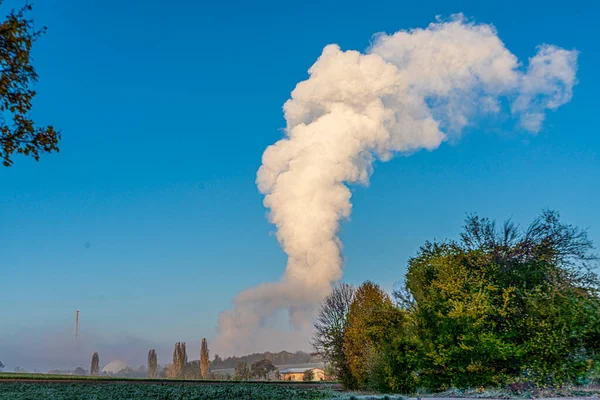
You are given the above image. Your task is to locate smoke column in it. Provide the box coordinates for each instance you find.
[216,14,578,354]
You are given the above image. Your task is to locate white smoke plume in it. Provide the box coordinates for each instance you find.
[215,14,578,355]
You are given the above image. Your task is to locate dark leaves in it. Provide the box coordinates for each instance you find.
[0,2,59,166]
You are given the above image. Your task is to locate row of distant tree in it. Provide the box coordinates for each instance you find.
[232,358,279,380]
[0,362,40,374]
[162,340,290,381]
[313,211,600,393]
[162,339,211,379]
[232,358,321,381]
[81,338,213,379]
[1,339,319,380]
[210,350,317,370]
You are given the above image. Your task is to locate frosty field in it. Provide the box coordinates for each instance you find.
[0,381,340,400]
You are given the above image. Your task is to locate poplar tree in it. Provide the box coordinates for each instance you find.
[90,352,99,376]
[170,342,179,378]
[180,342,187,377]
[147,349,158,378]
[171,342,187,378]
[200,338,210,379]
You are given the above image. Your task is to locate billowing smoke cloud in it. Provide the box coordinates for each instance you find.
[215,14,578,355]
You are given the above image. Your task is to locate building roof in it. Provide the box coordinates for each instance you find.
[279,367,322,374]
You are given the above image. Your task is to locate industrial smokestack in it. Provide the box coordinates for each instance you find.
[74,309,79,338]
[215,14,578,355]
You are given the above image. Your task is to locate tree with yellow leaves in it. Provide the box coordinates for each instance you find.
[200,338,210,379]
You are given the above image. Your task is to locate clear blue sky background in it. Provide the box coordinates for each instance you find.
[0,0,598,360]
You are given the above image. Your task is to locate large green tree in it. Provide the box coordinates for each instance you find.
[343,281,403,389]
[0,2,59,166]
[396,210,600,389]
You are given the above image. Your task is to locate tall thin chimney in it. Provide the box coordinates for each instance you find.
[75,309,79,337]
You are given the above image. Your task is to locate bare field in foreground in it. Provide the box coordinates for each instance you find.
[3,374,600,400]
[0,379,353,400]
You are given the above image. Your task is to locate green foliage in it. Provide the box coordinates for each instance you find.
[0,2,59,167]
[303,370,315,381]
[212,351,313,370]
[366,312,420,394]
[250,359,278,380]
[400,211,599,390]
[343,282,396,389]
[324,211,600,393]
[0,361,3,371]
[341,282,416,393]
[234,361,251,381]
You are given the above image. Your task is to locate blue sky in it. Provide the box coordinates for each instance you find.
[0,0,598,368]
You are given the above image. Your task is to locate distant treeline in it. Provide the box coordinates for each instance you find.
[47,366,147,378]
[211,351,317,370]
